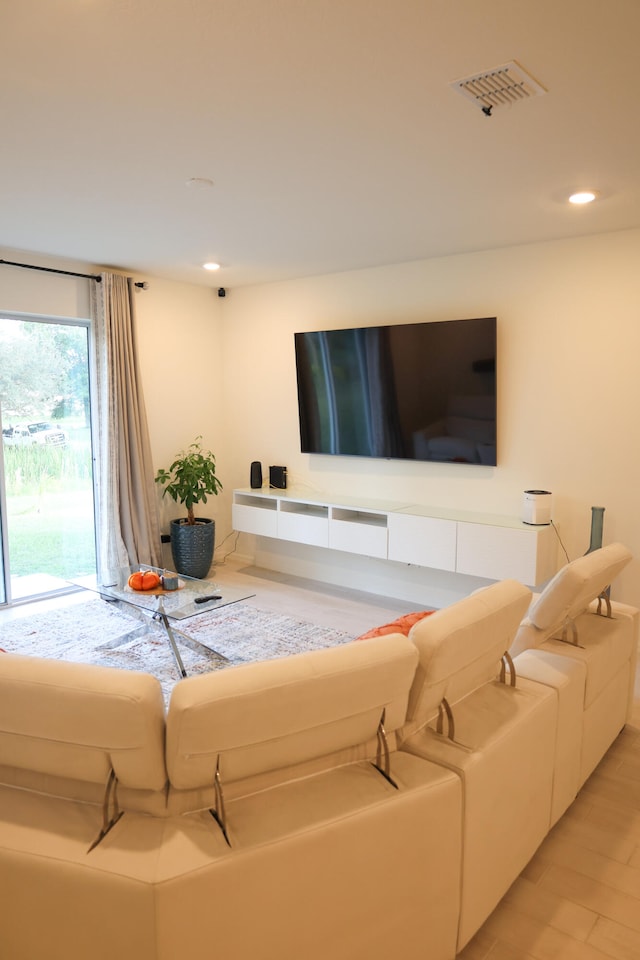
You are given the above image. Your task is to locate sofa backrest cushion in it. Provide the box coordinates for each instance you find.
[165,634,418,790]
[0,654,167,791]
[510,542,632,656]
[405,580,532,728]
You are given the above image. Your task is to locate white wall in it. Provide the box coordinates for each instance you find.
[133,277,224,532]
[220,229,640,607]
[3,232,640,608]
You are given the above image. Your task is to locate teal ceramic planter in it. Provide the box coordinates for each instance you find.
[170,517,215,579]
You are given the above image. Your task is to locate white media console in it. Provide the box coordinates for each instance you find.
[232,488,558,587]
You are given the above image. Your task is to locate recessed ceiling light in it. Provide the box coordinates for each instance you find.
[203,262,221,271]
[568,191,597,205]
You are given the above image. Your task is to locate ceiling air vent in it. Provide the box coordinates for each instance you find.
[450,60,546,115]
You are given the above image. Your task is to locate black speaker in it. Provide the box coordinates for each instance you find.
[250,461,262,489]
[269,465,287,489]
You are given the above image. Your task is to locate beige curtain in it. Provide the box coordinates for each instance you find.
[92,272,162,578]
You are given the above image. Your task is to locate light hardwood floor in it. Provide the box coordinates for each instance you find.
[1,558,639,960]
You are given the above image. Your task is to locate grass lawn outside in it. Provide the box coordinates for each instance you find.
[3,443,96,580]
[7,490,96,578]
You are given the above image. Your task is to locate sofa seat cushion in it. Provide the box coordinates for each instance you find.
[0,784,171,960]
[540,605,635,708]
[0,782,228,881]
[0,756,462,960]
[223,748,455,847]
[156,753,463,960]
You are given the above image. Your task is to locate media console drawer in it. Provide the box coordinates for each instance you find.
[232,494,278,538]
[277,502,329,548]
[329,509,388,559]
[387,513,457,571]
[456,521,555,584]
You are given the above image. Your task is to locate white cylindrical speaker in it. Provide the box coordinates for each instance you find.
[522,489,552,525]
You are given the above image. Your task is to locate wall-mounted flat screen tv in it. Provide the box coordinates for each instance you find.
[294,316,496,465]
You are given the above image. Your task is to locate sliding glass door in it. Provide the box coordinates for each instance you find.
[0,438,6,604]
[0,315,97,603]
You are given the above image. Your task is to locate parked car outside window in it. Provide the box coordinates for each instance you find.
[2,426,32,446]
[26,422,68,446]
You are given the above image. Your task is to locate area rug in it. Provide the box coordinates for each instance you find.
[0,599,355,704]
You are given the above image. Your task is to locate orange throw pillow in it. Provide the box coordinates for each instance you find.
[356,609,434,640]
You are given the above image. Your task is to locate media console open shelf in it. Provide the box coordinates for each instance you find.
[232,488,558,587]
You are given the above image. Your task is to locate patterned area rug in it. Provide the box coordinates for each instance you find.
[0,599,355,704]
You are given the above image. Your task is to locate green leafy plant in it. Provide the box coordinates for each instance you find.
[154,437,223,525]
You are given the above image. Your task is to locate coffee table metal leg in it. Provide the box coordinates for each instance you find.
[159,612,188,678]
[157,613,231,678]
[170,625,231,665]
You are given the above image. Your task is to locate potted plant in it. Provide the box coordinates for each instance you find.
[155,437,223,579]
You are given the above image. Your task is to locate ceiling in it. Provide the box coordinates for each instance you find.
[2,0,640,289]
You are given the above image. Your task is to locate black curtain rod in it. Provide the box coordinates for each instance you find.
[0,258,102,282]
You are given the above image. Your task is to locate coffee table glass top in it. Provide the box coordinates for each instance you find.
[70,565,255,620]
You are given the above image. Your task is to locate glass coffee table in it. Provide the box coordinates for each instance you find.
[70,565,255,678]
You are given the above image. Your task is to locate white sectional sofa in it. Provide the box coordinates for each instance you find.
[0,543,636,960]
